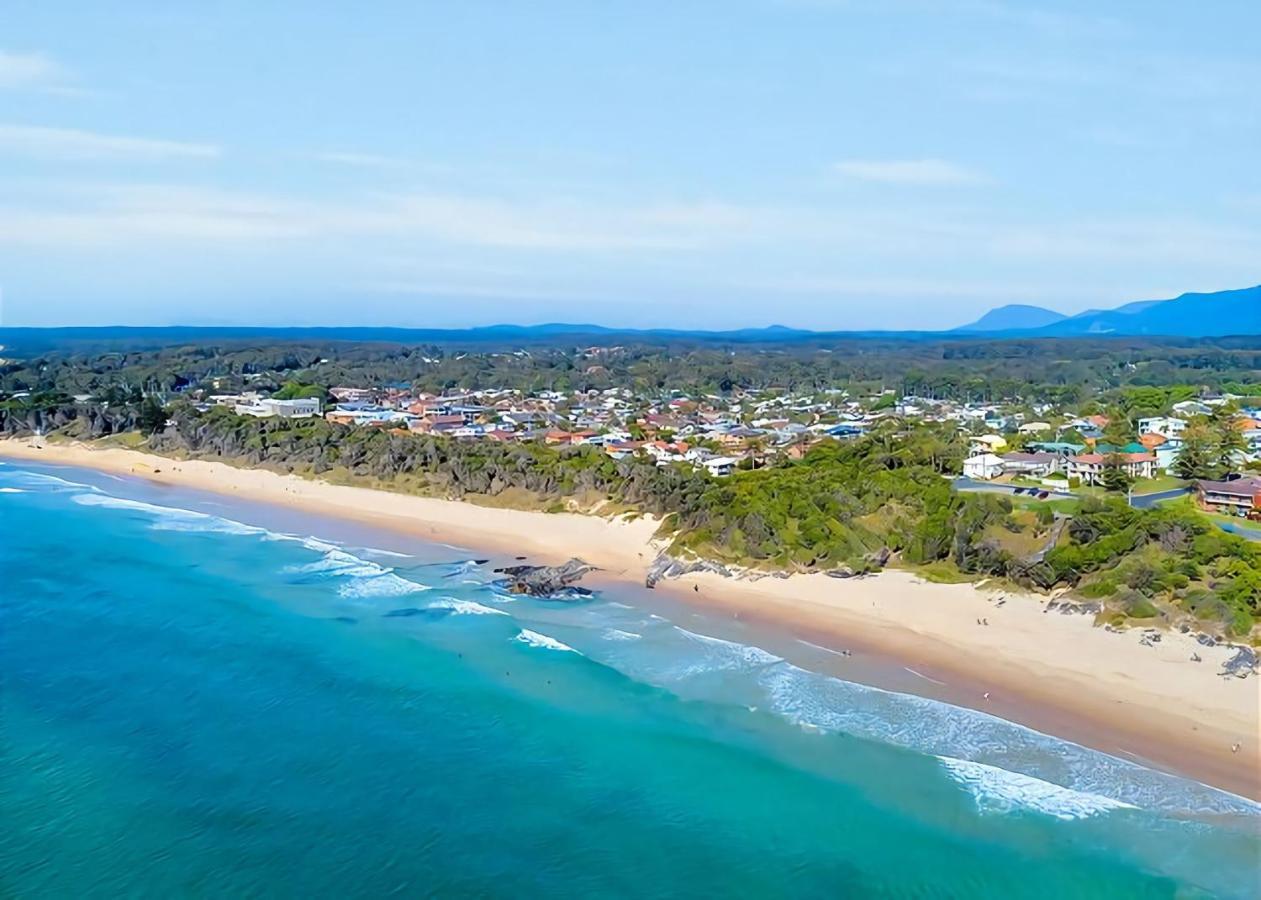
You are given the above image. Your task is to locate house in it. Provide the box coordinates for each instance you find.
[963,453,1005,480]
[702,456,739,477]
[999,451,1059,477]
[236,397,321,419]
[1067,451,1156,486]
[1195,476,1261,516]
[1027,441,1085,457]
[1017,421,1053,435]
[969,434,1007,455]
[1172,400,1212,417]
[1137,416,1187,438]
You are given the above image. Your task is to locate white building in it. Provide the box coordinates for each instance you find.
[235,397,322,419]
[963,453,1005,480]
[702,456,739,477]
[1137,416,1187,438]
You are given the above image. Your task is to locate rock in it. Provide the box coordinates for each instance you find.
[493,557,597,598]
[1220,646,1258,679]
[644,553,734,588]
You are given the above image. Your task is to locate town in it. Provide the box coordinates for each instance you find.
[208,379,1261,522]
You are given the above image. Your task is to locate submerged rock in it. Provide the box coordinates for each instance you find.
[493,558,597,598]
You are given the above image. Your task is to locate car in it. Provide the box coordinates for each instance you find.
[1011,487,1024,495]
[1038,491,1050,499]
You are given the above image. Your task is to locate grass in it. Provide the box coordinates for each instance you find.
[908,560,978,584]
[1129,473,1189,495]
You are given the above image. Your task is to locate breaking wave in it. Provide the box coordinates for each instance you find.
[515,629,579,653]
[938,757,1138,821]
[428,597,508,617]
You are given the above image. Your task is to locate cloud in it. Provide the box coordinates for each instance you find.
[832,158,988,186]
[310,151,405,168]
[0,125,220,161]
[0,182,761,251]
[0,51,72,92]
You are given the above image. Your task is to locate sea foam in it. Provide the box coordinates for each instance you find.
[515,629,578,653]
[938,756,1138,821]
[427,597,508,616]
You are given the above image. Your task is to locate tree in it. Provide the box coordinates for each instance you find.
[1210,407,1246,473]
[1100,452,1133,493]
[1173,424,1218,480]
[138,395,169,435]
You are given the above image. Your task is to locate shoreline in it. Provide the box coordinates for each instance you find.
[4,437,1258,800]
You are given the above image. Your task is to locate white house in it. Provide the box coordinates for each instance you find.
[963,453,1005,480]
[1137,416,1187,438]
[235,397,322,419]
[702,456,739,477]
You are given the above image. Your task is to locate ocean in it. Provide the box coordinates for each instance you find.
[2,458,1258,898]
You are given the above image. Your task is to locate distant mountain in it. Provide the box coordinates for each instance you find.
[953,304,1067,332]
[959,286,1261,338]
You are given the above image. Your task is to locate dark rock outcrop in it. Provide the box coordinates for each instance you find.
[493,558,596,598]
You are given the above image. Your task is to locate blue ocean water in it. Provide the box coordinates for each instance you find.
[2,460,1258,898]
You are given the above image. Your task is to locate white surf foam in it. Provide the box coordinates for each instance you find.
[0,486,26,493]
[428,597,508,616]
[337,574,430,599]
[6,470,103,493]
[603,628,642,641]
[938,756,1138,821]
[71,493,266,536]
[515,629,578,653]
[673,626,783,670]
[285,545,431,599]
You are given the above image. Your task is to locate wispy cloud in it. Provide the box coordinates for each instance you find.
[832,158,988,186]
[0,50,75,93]
[310,151,406,168]
[0,125,221,162]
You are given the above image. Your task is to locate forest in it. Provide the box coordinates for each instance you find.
[3,333,1261,403]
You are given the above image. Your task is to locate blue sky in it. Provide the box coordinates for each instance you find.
[1,1,1258,329]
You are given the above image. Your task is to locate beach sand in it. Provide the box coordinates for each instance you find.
[4,437,1258,799]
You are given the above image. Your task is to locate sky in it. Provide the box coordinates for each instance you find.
[1,0,1259,330]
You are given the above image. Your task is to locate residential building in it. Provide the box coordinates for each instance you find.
[1067,451,1156,486]
[999,451,1059,477]
[1195,476,1261,516]
[963,453,1004,480]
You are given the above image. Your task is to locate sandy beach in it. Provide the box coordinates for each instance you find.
[4,436,1258,799]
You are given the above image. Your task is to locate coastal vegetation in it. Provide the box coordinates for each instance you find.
[4,392,1257,636]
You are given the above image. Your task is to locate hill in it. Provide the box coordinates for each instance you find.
[960,286,1261,338]
[953,304,1067,332]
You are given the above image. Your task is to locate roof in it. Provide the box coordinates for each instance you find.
[1071,452,1155,464]
[1197,476,1261,497]
[1001,451,1057,463]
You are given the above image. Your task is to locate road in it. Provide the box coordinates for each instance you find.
[950,477,1074,499]
[1129,487,1192,509]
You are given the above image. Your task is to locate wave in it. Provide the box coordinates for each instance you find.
[0,486,27,493]
[3,469,104,493]
[71,493,267,536]
[515,629,579,653]
[673,626,783,670]
[603,628,642,641]
[938,756,1138,821]
[427,597,508,617]
[286,547,431,599]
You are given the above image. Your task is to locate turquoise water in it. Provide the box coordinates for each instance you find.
[2,461,1258,898]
